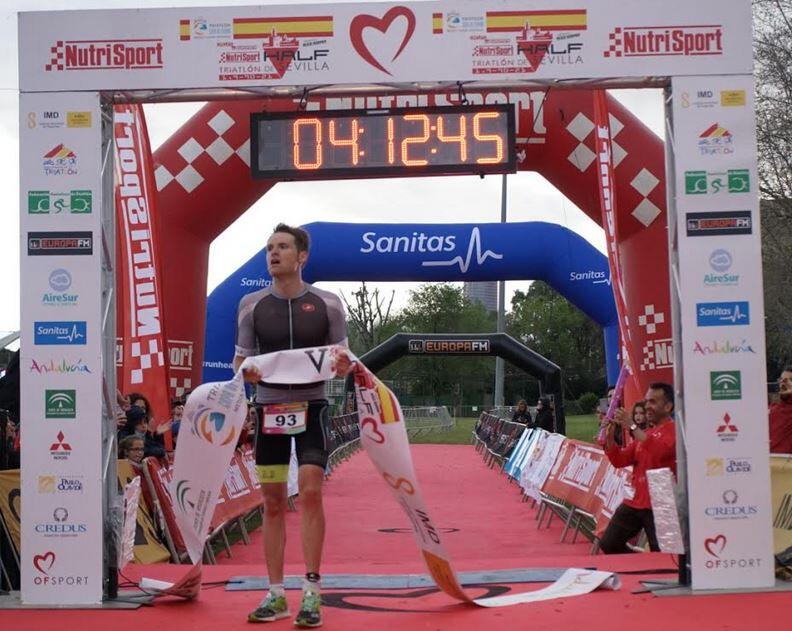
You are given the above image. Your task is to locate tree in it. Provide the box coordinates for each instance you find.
[341,281,396,356]
[754,1,792,370]
[507,281,606,399]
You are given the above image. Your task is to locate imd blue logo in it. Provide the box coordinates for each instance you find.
[34,321,87,345]
[696,302,750,327]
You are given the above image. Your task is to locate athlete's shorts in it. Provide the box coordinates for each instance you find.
[254,399,329,484]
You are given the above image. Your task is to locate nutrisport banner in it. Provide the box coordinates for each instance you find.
[672,75,774,589]
[157,346,618,604]
[19,92,104,604]
[19,1,751,92]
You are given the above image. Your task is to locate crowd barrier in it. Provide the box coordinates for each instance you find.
[473,412,645,552]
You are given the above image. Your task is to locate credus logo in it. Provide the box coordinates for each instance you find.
[604,25,723,58]
[46,39,164,72]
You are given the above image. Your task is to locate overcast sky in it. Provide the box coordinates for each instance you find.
[0,0,664,334]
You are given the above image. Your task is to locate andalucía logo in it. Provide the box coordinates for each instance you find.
[42,144,77,176]
[709,371,741,401]
[693,339,756,356]
[604,25,723,58]
[34,321,87,345]
[29,358,92,375]
[45,39,164,72]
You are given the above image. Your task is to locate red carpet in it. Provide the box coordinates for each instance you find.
[3,445,789,630]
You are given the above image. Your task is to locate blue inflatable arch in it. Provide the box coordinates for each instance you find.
[203,221,619,385]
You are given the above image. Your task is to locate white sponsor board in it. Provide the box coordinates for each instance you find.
[20,91,104,604]
[672,75,774,589]
[19,0,751,92]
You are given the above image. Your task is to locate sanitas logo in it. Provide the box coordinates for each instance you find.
[569,270,609,284]
[696,302,750,327]
[46,39,164,72]
[28,190,92,214]
[684,169,749,195]
[710,371,741,401]
[29,358,92,375]
[604,25,723,58]
[46,389,76,419]
[240,277,271,288]
[34,321,87,345]
[693,339,756,356]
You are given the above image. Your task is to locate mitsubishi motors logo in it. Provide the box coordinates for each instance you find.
[46,39,164,72]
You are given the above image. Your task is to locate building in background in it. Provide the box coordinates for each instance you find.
[463,281,498,312]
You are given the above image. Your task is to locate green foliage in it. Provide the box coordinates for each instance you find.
[507,281,606,398]
[577,392,600,414]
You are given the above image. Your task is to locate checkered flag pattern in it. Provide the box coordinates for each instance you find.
[130,339,166,384]
[638,304,665,335]
[170,376,193,399]
[46,41,65,71]
[604,28,623,58]
[154,109,251,194]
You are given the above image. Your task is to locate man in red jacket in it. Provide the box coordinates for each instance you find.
[769,368,792,454]
[599,382,676,554]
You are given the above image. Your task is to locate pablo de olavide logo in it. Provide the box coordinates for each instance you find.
[34,321,87,345]
[38,475,85,494]
[27,232,93,256]
[28,190,92,214]
[709,371,741,401]
[706,457,752,477]
[686,211,752,237]
[696,302,750,327]
[684,169,749,195]
[45,389,76,419]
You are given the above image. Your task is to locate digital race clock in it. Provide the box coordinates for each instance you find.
[250,104,516,180]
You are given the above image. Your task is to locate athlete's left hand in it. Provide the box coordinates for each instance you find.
[333,349,355,377]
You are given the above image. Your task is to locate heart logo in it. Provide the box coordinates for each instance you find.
[704,534,727,558]
[33,551,56,575]
[349,6,416,75]
[361,418,386,445]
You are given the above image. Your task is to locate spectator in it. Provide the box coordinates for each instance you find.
[511,399,533,425]
[170,399,185,441]
[598,386,624,446]
[237,404,257,451]
[599,382,676,554]
[629,400,648,439]
[535,397,555,432]
[1,415,19,470]
[770,367,792,454]
[119,435,145,465]
[119,406,166,459]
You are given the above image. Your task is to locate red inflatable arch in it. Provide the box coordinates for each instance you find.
[150,89,670,400]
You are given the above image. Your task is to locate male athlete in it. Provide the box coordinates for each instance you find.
[234,224,351,627]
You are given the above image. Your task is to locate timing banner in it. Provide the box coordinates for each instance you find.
[159,346,618,604]
[19,1,751,92]
[19,91,104,604]
[114,104,172,443]
[672,75,774,589]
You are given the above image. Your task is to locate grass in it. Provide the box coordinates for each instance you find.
[408,415,600,445]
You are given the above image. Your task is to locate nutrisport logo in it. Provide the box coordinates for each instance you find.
[45,39,164,72]
[604,25,723,58]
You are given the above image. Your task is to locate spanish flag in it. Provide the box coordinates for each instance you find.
[233,16,334,39]
[486,9,587,32]
[432,13,443,34]
[179,19,190,41]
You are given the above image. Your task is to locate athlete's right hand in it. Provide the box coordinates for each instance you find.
[242,366,262,384]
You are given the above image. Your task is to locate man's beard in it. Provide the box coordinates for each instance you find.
[781,391,791,402]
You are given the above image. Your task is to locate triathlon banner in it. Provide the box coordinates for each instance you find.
[19,1,752,93]
[114,104,172,441]
[155,346,618,604]
[593,91,641,400]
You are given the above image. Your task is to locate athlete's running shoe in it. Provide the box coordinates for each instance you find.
[247,593,290,623]
[294,591,322,628]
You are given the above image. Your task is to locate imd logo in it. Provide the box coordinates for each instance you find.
[45,390,76,419]
[710,371,741,401]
